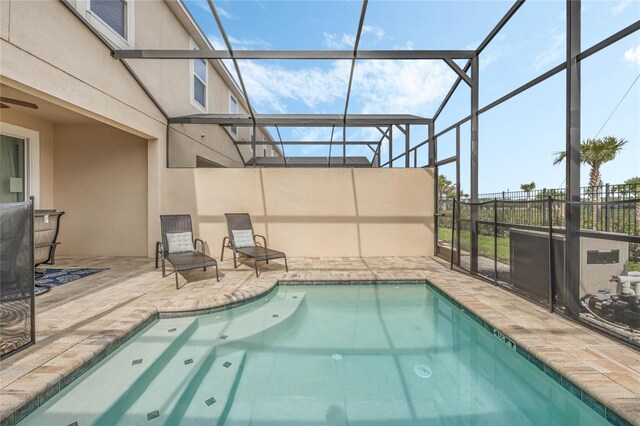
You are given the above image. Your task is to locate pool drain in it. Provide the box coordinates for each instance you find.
[414,364,432,378]
[332,353,343,361]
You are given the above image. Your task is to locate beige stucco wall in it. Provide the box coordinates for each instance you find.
[163,168,435,257]
[0,109,55,208]
[54,124,148,257]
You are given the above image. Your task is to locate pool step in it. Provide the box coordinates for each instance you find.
[171,350,246,425]
[19,317,200,426]
[113,349,246,425]
[196,291,306,347]
[19,293,303,425]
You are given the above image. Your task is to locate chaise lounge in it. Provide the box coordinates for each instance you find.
[221,213,288,277]
[155,214,219,289]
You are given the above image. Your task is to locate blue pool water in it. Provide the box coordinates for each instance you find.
[21,284,608,425]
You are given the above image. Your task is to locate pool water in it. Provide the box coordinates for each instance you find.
[21,284,608,425]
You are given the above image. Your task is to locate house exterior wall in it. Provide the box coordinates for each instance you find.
[163,168,435,257]
[0,0,431,259]
[53,124,148,257]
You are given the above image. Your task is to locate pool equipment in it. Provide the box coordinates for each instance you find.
[585,273,640,328]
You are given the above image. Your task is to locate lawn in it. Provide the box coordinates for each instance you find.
[438,228,510,262]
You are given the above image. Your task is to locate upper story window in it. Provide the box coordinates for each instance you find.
[79,0,134,48]
[190,40,207,111]
[91,0,126,38]
[229,94,238,135]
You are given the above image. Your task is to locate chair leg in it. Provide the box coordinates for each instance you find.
[162,259,166,277]
[215,263,220,282]
[50,246,57,265]
[284,255,289,272]
[254,260,259,277]
[266,255,269,265]
[175,270,179,290]
[155,242,160,269]
[232,251,238,269]
[220,239,226,261]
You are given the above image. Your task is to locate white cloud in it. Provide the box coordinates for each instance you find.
[624,44,640,66]
[188,1,233,19]
[323,25,385,49]
[362,25,385,40]
[323,32,355,49]
[208,34,271,50]
[533,32,565,71]
[228,36,271,50]
[217,6,233,19]
[240,60,351,113]
[239,58,454,116]
[612,0,631,15]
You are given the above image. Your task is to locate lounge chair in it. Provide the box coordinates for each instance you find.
[155,214,219,289]
[221,213,288,277]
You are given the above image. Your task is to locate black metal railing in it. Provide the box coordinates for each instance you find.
[438,197,640,348]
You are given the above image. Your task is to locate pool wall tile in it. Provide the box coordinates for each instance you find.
[582,393,606,417]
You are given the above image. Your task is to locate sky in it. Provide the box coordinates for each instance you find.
[182,0,640,194]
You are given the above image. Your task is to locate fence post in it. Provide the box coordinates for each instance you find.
[605,183,610,232]
[543,188,547,225]
[494,198,498,284]
[548,196,555,313]
[450,199,456,270]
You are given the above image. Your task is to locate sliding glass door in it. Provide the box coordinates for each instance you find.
[0,134,26,203]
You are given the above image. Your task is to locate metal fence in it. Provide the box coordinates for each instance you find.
[437,197,640,348]
[440,183,640,261]
[0,199,35,358]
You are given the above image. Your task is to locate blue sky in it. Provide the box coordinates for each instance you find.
[184,0,640,194]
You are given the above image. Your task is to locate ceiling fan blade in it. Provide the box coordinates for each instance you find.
[0,97,38,109]
[0,103,9,109]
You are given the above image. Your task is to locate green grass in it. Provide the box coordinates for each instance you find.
[438,228,510,262]
[438,227,640,271]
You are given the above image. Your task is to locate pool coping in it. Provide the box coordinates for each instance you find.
[2,278,636,426]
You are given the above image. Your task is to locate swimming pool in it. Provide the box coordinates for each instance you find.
[21,283,610,425]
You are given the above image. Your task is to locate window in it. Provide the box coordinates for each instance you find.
[80,0,134,48]
[90,0,126,38]
[190,39,207,111]
[229,94,238,135]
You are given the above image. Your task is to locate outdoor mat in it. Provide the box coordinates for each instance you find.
[36,268,108,290]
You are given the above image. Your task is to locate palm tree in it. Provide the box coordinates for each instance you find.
[520,181,536,197]
[438,175,457,199]
[553,136,627,195]
[553,136,627,229]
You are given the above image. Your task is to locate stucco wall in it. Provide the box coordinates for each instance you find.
[163,168,435,257]
[54,124,148,257]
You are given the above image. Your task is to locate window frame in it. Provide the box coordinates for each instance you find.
[78,0,135,49]
[189,39,208,112]
[229,93,238,136]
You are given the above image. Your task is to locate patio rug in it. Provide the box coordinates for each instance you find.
[36,268,108,290]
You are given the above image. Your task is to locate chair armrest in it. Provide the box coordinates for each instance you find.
[253,234,267,248]
[194,238,207,254]
[223,236,232,248]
